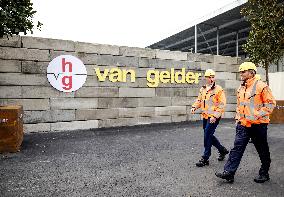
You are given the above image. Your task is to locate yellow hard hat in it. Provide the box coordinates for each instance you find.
[255,74,261,80]
[239,62,257,72]
[204,69,215,77]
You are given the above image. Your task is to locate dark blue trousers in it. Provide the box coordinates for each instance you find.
[224,123,271,175]
[202,118,225,160]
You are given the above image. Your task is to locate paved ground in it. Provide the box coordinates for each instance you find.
[0,120,284,197]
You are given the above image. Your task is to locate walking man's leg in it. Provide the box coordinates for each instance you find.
[215,124,250,182]
[196,118,220,167]
[251,124,271,183]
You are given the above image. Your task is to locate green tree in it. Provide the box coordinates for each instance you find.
[241,0,284,85]
[0,0,42,37]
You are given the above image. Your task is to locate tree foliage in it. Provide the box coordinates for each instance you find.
[241,0,284,84]
[0,0,42,37]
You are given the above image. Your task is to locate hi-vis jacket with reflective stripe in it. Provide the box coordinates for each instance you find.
[192,83,226,119]
[235,76,276,127]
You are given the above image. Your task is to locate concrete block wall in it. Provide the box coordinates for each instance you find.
[0,36,241,133]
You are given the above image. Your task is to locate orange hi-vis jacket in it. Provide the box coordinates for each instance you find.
[235,76,276,127]
[192,83,226,119]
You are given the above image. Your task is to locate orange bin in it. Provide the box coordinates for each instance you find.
[0,105,23,153]
[270,100,284,124]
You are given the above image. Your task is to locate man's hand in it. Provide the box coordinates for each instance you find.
[210,117,216,123]
[191,107,196,114]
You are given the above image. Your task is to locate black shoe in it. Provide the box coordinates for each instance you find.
[196,158,209,167]
[215,171,234,183]
[218,148,229,161]
[254,174,270,183]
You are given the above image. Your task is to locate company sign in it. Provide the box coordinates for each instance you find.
[47,55,87,92]
[47,55,202,91]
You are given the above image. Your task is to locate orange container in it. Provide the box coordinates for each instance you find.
[0,105,23,153]
[270,100,284,124]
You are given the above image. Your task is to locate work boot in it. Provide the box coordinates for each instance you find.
[215,171,234,183]
[254,174,270,183]
[196,157,209,167]
[218,147,229,161]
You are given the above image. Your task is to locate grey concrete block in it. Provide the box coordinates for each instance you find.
[50,110,76,122]
[138,97,171,107]
[188,53,214,63]
[22,86,75,98]
[78,53,139,67]
[215,72,237,80]
[187,88,200,97]
[172,115,187,122]
[225,80,240,89]
[0,86,22,98]
[223,112,235,119]
[138,58,157,68]
[24,110,75,123]
[76,108,119,120]
[0,60,21,72]
[225,104,236,112]
[171,97,195,106]
[119,107,154,118]
[49,51,77,60]
[51,120,98,132]
[98,98,139,108]
[200,62,215,71]
[75,87,118,98]
[22,36,75,51]
[224,88,237,96]
[215,79,226,88]
[138,116,171,125]
[98,118,137,128]
[0,99,49,110]
[119,47,156,58]
[155,106,186,116]
[22,61,48,74]
[155,50,187,61]
[24,123,51,133]
[0,73,48,86]
[50,98,98,109]
[226,96,237,104]
[0,47,50,61]
[0,35,21,47]
[75,42,119,55]
[119,88,155,97]
[156,88,187,97]
[215,63,239,73]
[154,59,197,69]
[214,55,231,64]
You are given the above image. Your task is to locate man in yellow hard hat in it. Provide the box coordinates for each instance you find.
[216,62,276,183]
[191,69,229,167]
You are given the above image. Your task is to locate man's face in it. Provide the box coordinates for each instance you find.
[205,76,215,84]
[239,70,251,81]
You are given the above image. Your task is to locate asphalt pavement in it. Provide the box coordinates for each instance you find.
[1,120,283,197]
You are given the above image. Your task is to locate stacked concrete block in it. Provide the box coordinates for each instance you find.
[0,36,240,133]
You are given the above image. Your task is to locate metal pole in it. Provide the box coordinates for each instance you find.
[236,31,239,57]
[195,25,197,53]
[216,27,219,55]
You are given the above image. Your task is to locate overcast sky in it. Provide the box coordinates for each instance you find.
[29,0,237,48]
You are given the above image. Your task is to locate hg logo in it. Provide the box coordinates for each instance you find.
[47,55,87,92]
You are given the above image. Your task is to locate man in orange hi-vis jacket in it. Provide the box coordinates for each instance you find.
[216,62,276,183]
[191,69,229,167]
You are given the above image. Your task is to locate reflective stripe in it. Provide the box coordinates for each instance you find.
[259,110,268,117]
[263,103,274,110]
